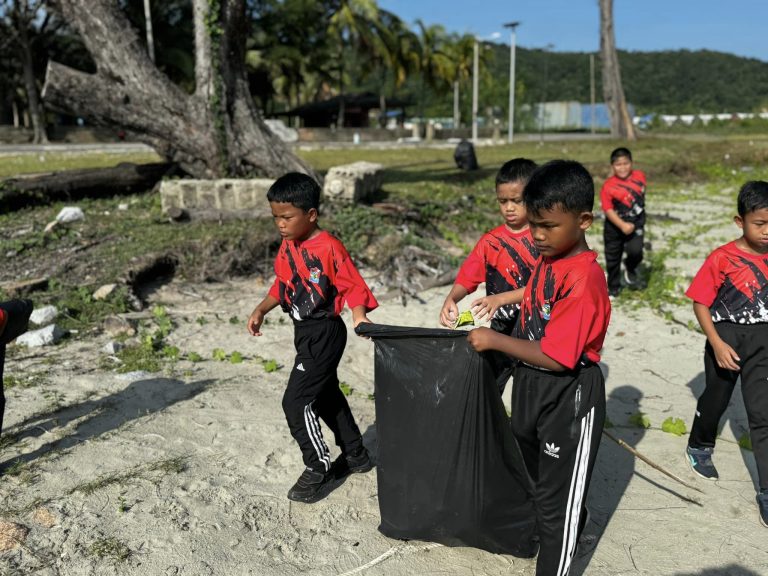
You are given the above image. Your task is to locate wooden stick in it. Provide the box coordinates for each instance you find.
[602,429,704,494]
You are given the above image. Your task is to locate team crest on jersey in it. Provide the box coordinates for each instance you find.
[540,300,552,320]
[308,267,321,284]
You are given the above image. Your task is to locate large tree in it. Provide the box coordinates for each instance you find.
[42,0,313,178]
[599,0,635,140]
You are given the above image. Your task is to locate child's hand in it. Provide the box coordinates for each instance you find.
[712,340,741,371]
[247,309,265,336]
[622,221,636,235]
[440,298,459,327]
[466,327,496,352]
[353,313,372,339]
[470,294,502,323]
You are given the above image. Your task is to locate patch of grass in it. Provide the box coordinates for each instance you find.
[88,537,132,563]
[661,417,687,437]
[212,348,227,361]
[3,372,48,389]
[186,351,203,362]
[229,351,244,364]
[339,382,353,396]
[228,315,241,325]
[0,150,161,178]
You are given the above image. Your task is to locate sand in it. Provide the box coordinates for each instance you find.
[2,188,768,575]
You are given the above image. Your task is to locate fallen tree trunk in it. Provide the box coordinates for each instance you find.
[0,162,175,211]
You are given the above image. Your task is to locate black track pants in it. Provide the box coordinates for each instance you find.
[512,364,606,576]
[603,221,643,292]
[281,317,363,473]
[688,322,768,491]
[0,344,5,436]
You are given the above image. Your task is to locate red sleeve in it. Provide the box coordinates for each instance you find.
[635,170,647,186]
[267,248,285,301]
[540,294,599,370]
[600,180,613,213]
[0,308,7,338]
[455,236,487,292]
[685,252,722,307]
[334,246,378,312]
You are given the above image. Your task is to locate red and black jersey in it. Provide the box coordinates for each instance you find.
[512,250,611,369]
[268,230,378,321]
[600,170,646,227]
[686,241,768,324]
[455,225,539,323]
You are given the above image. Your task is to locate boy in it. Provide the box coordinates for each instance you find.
[247,172,378,503]
[439,158,538,393]
[468,160,611,576]
[0,299,33,438]
[600,147,646,296]
[684,181,768,527]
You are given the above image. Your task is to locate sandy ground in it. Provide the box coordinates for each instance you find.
[2,189,768,575]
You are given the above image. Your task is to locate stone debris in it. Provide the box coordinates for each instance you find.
[30,305,59,326]
[323,161,383,203]
[55,206,85,223]
[103,315,137,338]
[31,507,57,529]
[93,283,118,301]
[0,521,28,552]
[16,324,65,347]
[103,341,125,355]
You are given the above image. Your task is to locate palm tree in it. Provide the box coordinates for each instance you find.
[414,20,453,122]
[327,0,381,127]
[444,33,475,128]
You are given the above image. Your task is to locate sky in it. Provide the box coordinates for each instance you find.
[378,0,767,62]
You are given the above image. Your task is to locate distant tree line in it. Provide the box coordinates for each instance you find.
[2,0,767,143]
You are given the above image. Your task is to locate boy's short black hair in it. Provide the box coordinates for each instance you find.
[495,158,537,187]
[610,147,632,163]
[267,172,321,212]
[737,180,768,216]
[523,160,594,215]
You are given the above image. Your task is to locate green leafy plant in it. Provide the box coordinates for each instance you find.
[661,417,687,436]
[339,382,353,396]
[228,315,240,325]
[629,412,651,429]
[262,358,280,373]
[196,316,208,326]
[186,352,203,362]
[229,351,244,364]
[212,348,227,361]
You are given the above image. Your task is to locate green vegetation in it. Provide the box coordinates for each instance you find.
[262,358,280,373]
[629,412,652,429]
[0,151,162,179]
[339,382,353,397]
[661,417,687,437]
[88,537,132,563]
[738,432,753,451]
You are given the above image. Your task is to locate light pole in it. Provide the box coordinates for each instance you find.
[503,21,520,144]
[472,38,479,142]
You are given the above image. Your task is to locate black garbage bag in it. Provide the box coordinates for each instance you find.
[356,323,537,557]
[454,139,479,171]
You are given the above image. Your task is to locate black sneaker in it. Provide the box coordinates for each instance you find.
[623,268,639,287]
[346,447,374,474]
[686,446,719,480]
[758,491,768,528]
[287,468,335,503]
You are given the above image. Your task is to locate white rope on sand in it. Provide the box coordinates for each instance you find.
[337,542,443,576]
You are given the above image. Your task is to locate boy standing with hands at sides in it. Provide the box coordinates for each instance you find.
[684,181,768,527]
[601,147,646,296]
[247,173,378,503]
[468,160,611,576]
[439,158,539,393]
